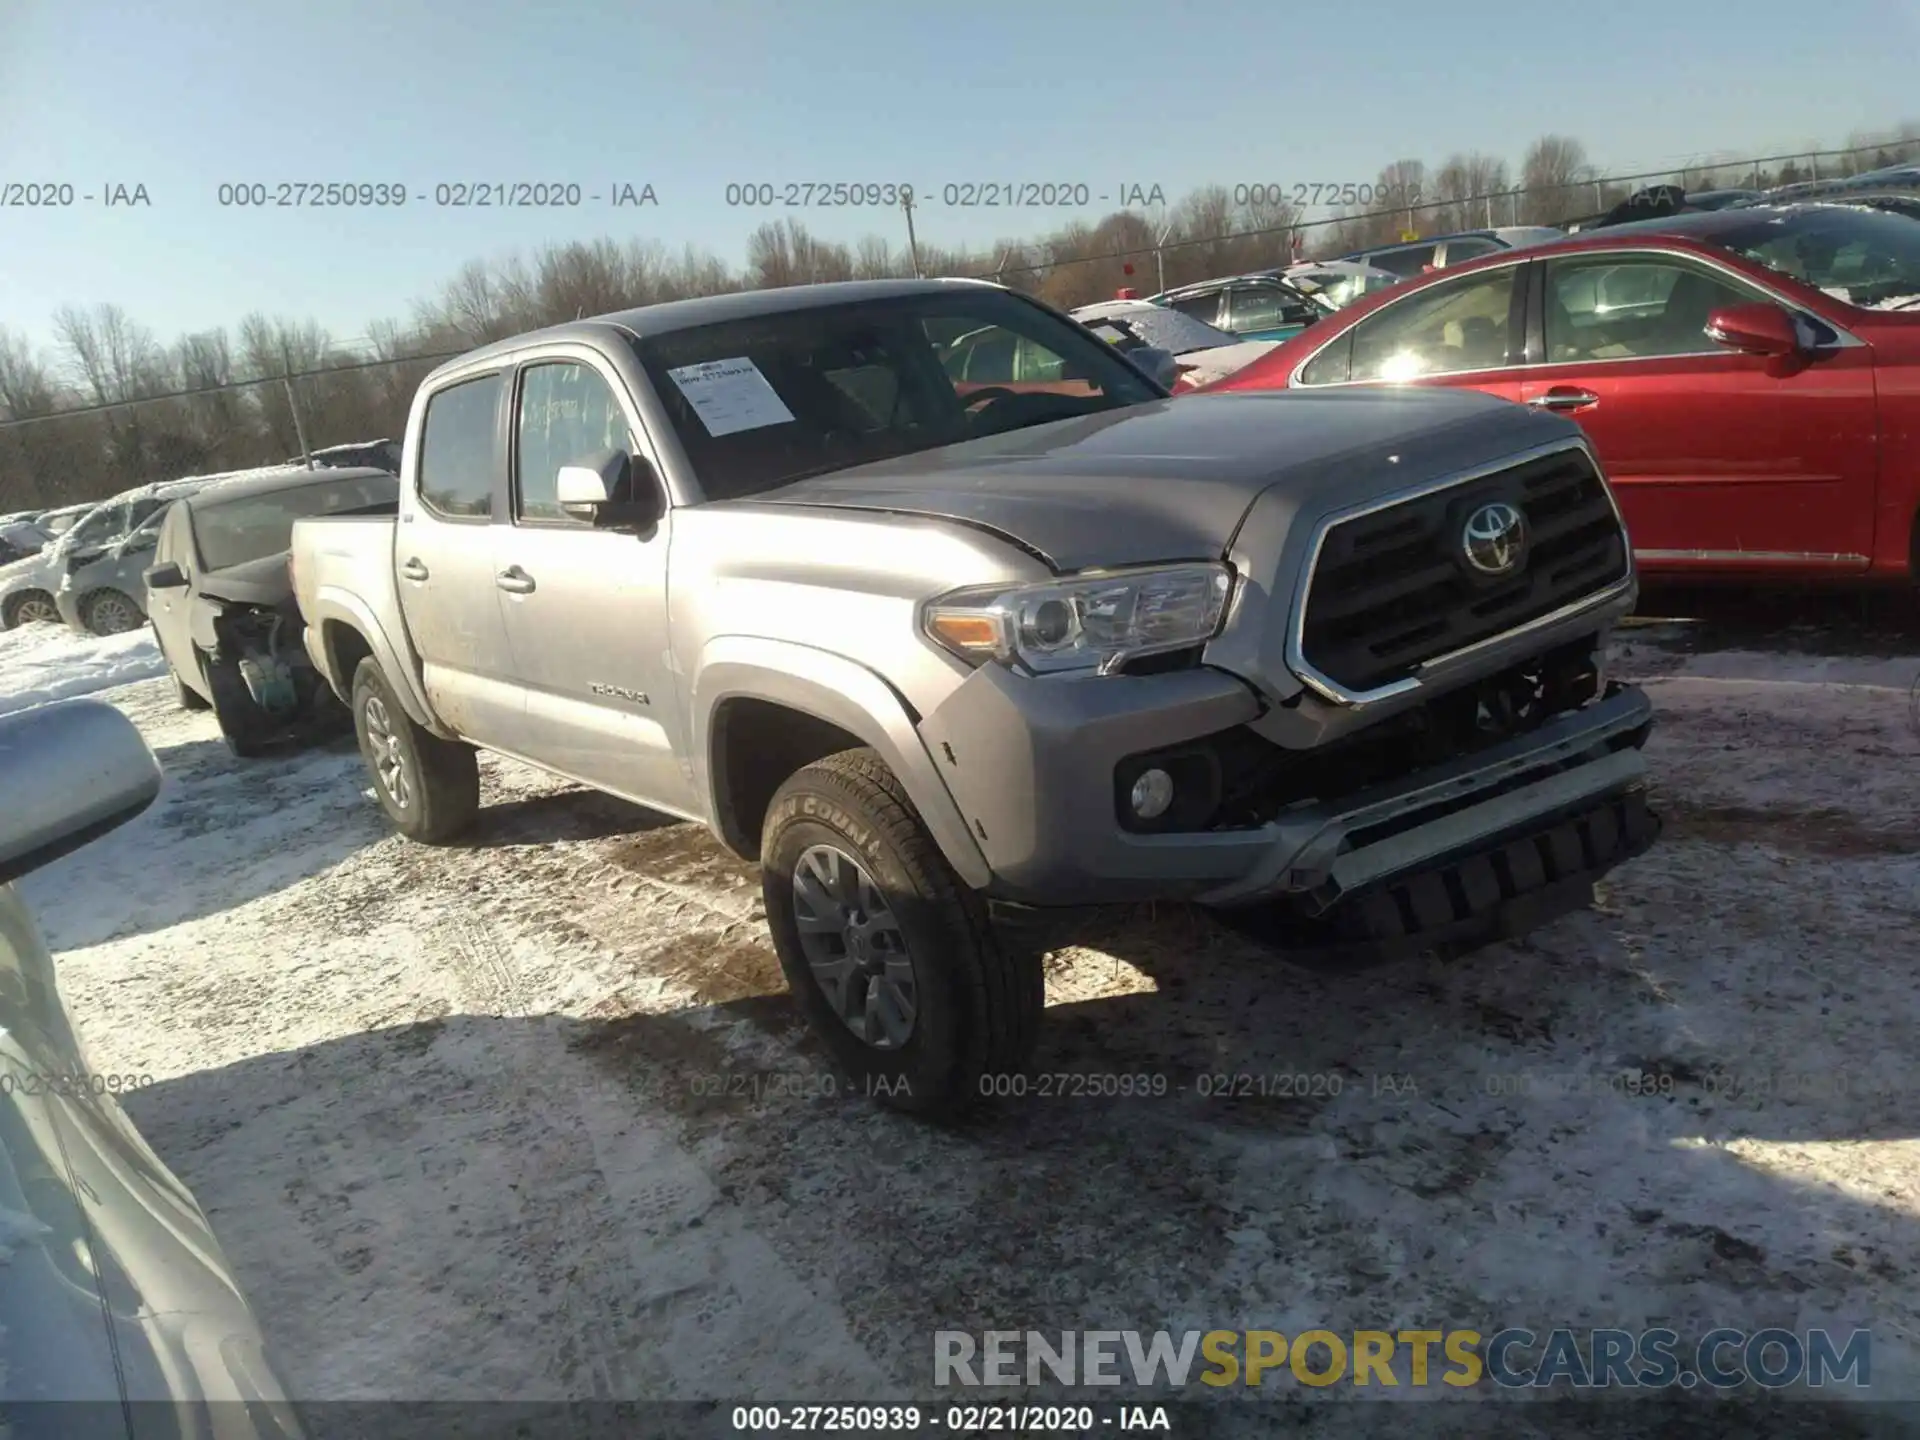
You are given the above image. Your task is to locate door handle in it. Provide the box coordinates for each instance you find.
[1526,387,1598,412]
[496,566,536,595]
[400,558,430,582]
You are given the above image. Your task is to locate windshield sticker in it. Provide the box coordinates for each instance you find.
[666,357,797,437]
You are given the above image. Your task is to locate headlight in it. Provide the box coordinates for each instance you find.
[922,563,1233,675]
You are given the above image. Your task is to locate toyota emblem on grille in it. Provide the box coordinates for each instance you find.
[1462,502,1528,576]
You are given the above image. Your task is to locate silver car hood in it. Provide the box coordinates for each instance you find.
[759,390,1544,572]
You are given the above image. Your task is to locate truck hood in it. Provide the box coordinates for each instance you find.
[198,553,294,607]
[759,390,1540,571]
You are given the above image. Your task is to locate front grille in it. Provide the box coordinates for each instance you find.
[1297,445,1628,695]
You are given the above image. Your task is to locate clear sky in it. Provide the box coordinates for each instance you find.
[2,0,1915,357]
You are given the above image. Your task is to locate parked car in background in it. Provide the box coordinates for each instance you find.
[1147,271,1335,342]
[0,521,48,565]
[1205,204,1920,585]
[0,699,307,1439]
[1283,259,1404,310]
[1335,226,1566,277]
[1563,185,1764,234]
[0,489,174,629]
[145,466,400,755]
[54,507,170,635]
[292,438,402,473]
[1069,298,1280,389]
[292,277,1658,1116]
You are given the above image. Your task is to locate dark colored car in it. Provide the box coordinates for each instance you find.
[1563,186,1764,234]
[1147,271,1335,342]
[1204,204,1920,586]
[1,699,306,1439]
[144,466,399,755]
[291,438,402,473]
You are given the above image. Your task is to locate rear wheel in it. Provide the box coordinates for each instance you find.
[2,590,57,628]
[81,588,144,636]
[351,657,478,842]
[760,748,1042,1118]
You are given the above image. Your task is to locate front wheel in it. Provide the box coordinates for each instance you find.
[351,657,478,842]
[760,748,1041,1118]
[81,588,144,635]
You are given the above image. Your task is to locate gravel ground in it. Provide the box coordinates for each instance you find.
[13,595,1920,1438]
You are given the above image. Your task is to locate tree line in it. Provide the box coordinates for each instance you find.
[3,123,1917,514]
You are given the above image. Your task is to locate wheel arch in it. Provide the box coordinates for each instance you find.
[307,593,444,734]
[693,637,991,890]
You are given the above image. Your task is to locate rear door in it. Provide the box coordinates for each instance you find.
[1288,259,1530,402]
[394,370,525,743]
[489,350,695,811]
[1518,251,1879,570]
[1164,289,1227,327]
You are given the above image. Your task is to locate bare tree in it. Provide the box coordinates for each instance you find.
[1519,135,1589,224]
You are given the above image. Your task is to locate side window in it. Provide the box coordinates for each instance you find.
[1014,337,1067,383]
[417,373,503,519]
[1367,246,1437,279]
[514,362,640,523]
[1168,293,1223,325]
[1543,256,1763,363]
[1441,238,1502,266]
[1297,329,1354,386]
[1347,266,1520,381]
[1226,286,1312,333]
[946,330,1015,382]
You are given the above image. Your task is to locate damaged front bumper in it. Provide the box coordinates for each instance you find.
[918,659,1658,957]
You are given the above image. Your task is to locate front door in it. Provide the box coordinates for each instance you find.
[1297,260,1529,402]
[145,504,198,682]
[490,354,694,814]
[394,369,525,745]
[1520,252,1880,571]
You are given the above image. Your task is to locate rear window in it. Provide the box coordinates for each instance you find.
[192,474,400,571]
[629,289,1161,502]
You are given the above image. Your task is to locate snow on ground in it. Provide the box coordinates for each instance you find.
[7,605,1920,1437]
[0,616,166,717]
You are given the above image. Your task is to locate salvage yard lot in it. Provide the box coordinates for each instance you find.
[9,594,1920,1435]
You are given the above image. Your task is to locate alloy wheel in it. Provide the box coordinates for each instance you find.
[790,843,917,1050]
[362,695,412,810]
[11,595,57,625]
[87,592,142,635]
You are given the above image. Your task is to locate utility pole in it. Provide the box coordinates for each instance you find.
[281,341,313,468]
[902,190,924,279]
[1155,223,1172,294]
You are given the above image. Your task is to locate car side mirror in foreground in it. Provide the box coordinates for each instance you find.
[1705,302,1802,357]
[144,561,187,589]
[556,449,665,532]
[0,700,162,883]
[1128,346,1180,390]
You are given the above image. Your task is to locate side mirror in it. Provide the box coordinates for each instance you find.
[1129,346,1180,390]
[1705,302,1802,357]
[144,561,187,590]
[555,449,665,531]
[0,700,162,883]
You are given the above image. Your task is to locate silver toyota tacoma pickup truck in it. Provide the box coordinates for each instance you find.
[290,278,1659,1116]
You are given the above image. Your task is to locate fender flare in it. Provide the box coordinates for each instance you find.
[306,587,445,734]
[692,635,992,891]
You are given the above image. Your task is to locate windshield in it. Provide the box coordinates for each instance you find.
[192,472,399,570]
[39,508,86,537]
[1077,305,1238,354]
[628,288,1163,502]
[1712,207,1920,310]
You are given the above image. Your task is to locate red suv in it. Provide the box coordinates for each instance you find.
[1206,205,1920,584]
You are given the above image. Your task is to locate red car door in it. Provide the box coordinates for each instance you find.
[1520,252,1879,573]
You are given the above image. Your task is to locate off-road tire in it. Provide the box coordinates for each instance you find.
[351,657,478,843]
[760,747,1042,1118]
[173,670,211,711]
[2,590,58,629]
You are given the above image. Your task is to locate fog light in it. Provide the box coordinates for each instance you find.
[1130,768,1174,820]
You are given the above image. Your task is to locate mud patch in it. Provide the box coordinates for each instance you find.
[1659,802,1920,858]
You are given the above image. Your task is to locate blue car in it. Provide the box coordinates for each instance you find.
[1146,272,1336,343]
